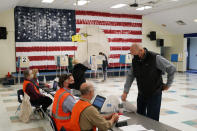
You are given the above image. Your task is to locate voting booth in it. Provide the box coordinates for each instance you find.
[60,55,69,67]
[171,53,183,71]
[125,54,133,64]
[55,55,69,76]
[96,55,105,65]
[120,54,133,64]
[119,54,133,76]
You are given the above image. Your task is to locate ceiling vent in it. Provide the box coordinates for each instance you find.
[176,20,186,25]
[147,1,156,4]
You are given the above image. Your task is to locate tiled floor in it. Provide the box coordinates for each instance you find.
[0,72,197,131]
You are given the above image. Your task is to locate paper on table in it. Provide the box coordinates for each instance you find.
[118,115,131,122]
[122,101,136,112]
[119,124,147,131]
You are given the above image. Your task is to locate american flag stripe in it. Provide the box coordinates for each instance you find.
[16,50,75,57]
[76,29,142,34]
[76,25,142,31]
[103,30,142,35]
[107,38,141,43]
[75,11,142,19]
[16,42,75,47]
[76,20,142,27]
[105,34,142,39]
[16,65,57,71]
[109,42,132,47]
[76,15,142,23]
[16,46,77,52]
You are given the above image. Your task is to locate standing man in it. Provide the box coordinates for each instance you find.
[121,43,176,121]
[99,52,108,82]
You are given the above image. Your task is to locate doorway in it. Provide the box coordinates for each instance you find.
[188,37,197,70]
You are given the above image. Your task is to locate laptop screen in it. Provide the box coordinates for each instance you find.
[92,95,106,111]
[53,81,58,91]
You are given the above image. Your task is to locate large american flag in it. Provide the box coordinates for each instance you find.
[15,6,142,71]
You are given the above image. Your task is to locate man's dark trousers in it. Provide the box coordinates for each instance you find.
[137,91,162,121]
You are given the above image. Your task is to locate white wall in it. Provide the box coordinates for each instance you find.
[0,9,16,78]
[142,17,186,72]
[164,35,186,72]
[142,18,174,53]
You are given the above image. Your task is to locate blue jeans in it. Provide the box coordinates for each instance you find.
[137,92,162,121]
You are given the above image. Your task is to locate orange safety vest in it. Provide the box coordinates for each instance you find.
[23,80,40,94]
[69,100,96,131]
[52,88,73,131]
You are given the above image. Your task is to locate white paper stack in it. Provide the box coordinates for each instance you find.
[119,124,154,131]
[118,115,131,122]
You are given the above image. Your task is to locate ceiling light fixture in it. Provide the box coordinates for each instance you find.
[111,4,127,8]
[194,19,197,23]
[171,0,179,2]
[42,0,54,3]
[73,0,90,6]
[136,5,152,11]
[144,5,152,9]
[136,7,145,11]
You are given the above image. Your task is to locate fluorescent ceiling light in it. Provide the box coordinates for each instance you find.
[171,0,179,2]
[136,7,145,11]
[111,4,127,8]
[136,6,152,11]
[73,0,90,6]
[42,0,54,3]
[194,19,197,23]
[144,5,152,9]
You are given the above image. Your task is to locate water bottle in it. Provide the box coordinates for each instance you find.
[106,103,112,113]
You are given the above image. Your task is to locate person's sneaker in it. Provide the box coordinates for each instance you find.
[101,80,106,82]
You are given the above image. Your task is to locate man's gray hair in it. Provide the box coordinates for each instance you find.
[80,83,94,95]
[23,69,30,79]
[131,42,143,49]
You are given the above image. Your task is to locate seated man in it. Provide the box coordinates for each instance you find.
[23,70,52,113]
[52,74,76,131]
[69,82,119,131]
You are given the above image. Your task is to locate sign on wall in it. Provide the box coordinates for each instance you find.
[20,56,30,68]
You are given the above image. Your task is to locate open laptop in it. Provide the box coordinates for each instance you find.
[92,95,106,112]
[41,81,58,93]
[52,81,58,91]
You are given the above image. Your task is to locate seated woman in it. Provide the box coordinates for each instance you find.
[23,70,52,113]
[31,69,49,88]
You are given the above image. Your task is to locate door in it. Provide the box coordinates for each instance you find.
[189,38,197,70]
